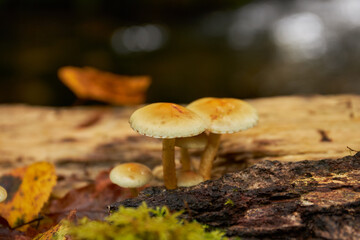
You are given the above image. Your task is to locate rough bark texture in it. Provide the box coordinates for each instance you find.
[111,152,360,239]
[0,94,359,193]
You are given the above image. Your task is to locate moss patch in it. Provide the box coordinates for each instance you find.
[68,202,229,240]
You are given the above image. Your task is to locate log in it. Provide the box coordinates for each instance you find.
[0,94,359,191]
[111,152,360,239]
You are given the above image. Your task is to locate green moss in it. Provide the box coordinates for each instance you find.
[67,202,229,240]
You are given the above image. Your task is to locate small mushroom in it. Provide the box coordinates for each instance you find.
[109,162,153,197]
[187,97,258,180]
[0,186,7,202]
[129,103,207,189]
[175,132,208,171]
[152,159,181,181]
[177,171,204,187]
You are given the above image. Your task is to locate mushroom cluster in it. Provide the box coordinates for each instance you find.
[129,103,207,189]
[128,98,258,189]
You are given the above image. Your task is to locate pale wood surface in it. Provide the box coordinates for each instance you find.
[0,94,359,193]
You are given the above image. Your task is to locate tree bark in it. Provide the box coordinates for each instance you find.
[111,152,360,239]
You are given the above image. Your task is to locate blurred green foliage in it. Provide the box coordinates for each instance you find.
[67,202,229,240]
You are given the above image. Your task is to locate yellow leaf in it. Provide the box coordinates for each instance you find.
[33,222,67,240]
[0,162,57,230]
[33,210,75,240]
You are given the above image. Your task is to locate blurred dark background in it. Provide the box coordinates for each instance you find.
[1,0,360,106]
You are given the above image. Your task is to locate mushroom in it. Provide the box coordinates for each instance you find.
[187,97,258,180]
[177,171,204,187]
[175,132,208,171]
[129,103,207,189]
[152,159,181,181]
[109,162,153,197]
[0,186,7,202]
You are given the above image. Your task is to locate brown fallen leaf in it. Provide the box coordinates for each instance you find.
[0,162,57,231]
[46,170,134,222]
[58,66,151,105]
[0,227,31,240]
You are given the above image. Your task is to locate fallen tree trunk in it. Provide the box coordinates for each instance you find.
[0,94,359,193]
[111,152,360,239]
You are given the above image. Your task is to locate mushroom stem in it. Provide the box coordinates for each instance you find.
[179,148,192,171]
[198,133,221,180]
[162,138,177,189]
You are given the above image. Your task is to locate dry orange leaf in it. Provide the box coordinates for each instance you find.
[0,162,57,231]
[58,66,151,105]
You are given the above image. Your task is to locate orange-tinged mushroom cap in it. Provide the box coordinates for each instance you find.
[110,163,153,188]
[129,103,207,139]
[177,171,204,187]
[187,97,258,134]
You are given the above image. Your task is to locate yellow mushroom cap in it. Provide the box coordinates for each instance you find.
[110,163,153,188]
[129,103,207,138]
[177,171,204,187]
[175,132,208,149]
[0,186,7,202]
[187,97,258,134]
